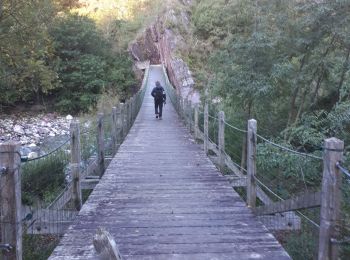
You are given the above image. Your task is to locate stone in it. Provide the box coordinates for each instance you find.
[28,152,38,159]
[66,115,73,120]
[14,124,25,134]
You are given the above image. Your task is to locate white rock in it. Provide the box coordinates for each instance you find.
[28,152,38,159]
[14,125,24,134]
[66,115,73,120]
[29,143,37,147]
[49,132,56,137]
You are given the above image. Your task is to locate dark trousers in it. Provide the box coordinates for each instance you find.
[154,100,163,117]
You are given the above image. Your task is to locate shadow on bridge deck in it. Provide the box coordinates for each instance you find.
[49,65,290,260]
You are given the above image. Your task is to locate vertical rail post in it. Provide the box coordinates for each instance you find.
[70,121,82,211]
[0,142,22,260]
[247,119,257,208]
[127,99,132,131]
[188,100,192,132]
[111,107,117,153]
[194,104,199,140]
[218,111,225,171]
[318,137,344,260]
[121,103,126,139]
[204,101,209,155]
[116,104,122,146]
[97,113,105,177]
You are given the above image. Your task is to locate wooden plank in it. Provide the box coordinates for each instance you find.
[255,191,321,215]
[0,142,22,260]
[49,65,290,260]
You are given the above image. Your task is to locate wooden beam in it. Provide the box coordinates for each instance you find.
[204,100,209,155]
[70,121,82,211]
[0,142,22,260]
[194,104,199,139]
[247,119,257,209]
[226,176,247,187]
[318,138,344,260]
[81,179,100,190]
[218,111,225,171]
[97,113,105,177]
[255,191,321,215]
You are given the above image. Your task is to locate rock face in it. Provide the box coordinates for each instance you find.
[129,0,200,103]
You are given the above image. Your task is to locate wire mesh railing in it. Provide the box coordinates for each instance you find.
[0,67,149,260]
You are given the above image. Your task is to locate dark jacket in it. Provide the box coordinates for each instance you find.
[151,86,166,102]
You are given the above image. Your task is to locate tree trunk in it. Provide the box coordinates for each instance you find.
[337,46,350,102]
[287,89,307,143]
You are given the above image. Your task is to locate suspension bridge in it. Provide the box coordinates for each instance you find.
[0,65,349,259]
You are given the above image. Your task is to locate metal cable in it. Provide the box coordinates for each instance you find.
[208,114,218,121]
[255,177,320,228]
[337,162,350,179]
[257,134,323,160]
[21,138,70,162]
[223,120,248,133]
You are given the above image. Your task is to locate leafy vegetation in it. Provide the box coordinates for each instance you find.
[21,151,68,205]
[0,0,154,114]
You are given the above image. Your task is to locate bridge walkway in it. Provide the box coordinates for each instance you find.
[49,65,290,259]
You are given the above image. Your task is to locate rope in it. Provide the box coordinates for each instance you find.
[21,137,70,162]
[337,162,350,179]
[224,120,247,133]
[256,134,323,160]
[208,114,218,121]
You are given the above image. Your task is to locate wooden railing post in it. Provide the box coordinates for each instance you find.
[0,142,22,260]
[70,121,82,211]
[194,104,199,140]
[247,119,257,208]
[116,104,122,146]
[97,113,105,177]
[121,103,127,139]
[181,98,185,119]
[218,111,225,171]
[111,107,117,153]
[127,99,132,131]
[204,101,209,155]
[188,101,192,132]
[318,137,344,260]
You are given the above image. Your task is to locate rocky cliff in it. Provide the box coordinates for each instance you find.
[129,0,200,103]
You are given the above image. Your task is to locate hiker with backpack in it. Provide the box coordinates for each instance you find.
[151,81,166,119]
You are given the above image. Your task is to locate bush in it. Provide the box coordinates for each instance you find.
[21,152,68,205]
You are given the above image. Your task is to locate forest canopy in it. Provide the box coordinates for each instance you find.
[190,0,350,150]
[0,0,159,113]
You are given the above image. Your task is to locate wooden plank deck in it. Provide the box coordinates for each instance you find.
[49,65,290,260]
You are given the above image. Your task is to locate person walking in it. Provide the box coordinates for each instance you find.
[151,81,166,119]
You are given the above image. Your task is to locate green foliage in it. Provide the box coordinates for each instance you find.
[23,234,59,260]
[49,14,136,113]
[21,152,68,205]
[0,1,137,113]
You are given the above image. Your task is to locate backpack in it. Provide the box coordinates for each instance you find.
[154,86,164,101]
